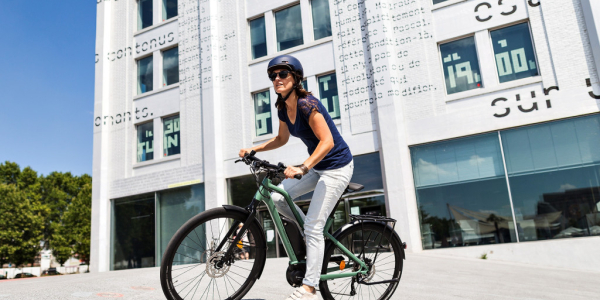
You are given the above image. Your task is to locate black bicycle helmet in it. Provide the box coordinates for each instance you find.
[267,54,304,78]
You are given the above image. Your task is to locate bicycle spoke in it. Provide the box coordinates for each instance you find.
[231,264,253,272]
[172,263,202,272]
[191,228,206,250]
[322,225,401,300]
[213,277,218,300]
[174,251,202,263]
[183,273,203,299]
[225,272,243,286]
[198,278,211,300]
[189,274,203,300]
[222,274,230,297]
[172,263,203,280]
[177,270,206,291]
[163,213,264,300]
[224,274,238,292]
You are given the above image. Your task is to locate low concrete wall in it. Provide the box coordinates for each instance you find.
[419,236,600,273]
[0,267,41,279]
[58,265,89,274]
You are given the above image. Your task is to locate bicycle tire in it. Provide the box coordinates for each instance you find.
[160,207,266,300]
[319,222,403,300]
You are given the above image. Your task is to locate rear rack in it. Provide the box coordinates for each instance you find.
[349,214,397,252]
[348,214,402,286]
[349,214,397,223]
[351,214,397,249]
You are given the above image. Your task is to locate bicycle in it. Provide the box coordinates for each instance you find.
[160,151,406,300]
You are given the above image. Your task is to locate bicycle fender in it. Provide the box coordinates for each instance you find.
[327,221,406,260]
[222,205,268,279]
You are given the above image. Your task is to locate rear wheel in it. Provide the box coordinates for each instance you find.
[319,223,403,300]
[160,207,266,300]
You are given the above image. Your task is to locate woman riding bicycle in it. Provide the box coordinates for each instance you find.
[239,54,353,300]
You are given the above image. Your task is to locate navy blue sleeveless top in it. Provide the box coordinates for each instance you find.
[277,95,352,170]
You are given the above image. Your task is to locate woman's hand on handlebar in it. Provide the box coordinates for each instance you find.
[239,148,254,158]
[284,166,303,179]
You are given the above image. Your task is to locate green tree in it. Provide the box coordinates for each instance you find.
[0,184,44,268]
[0,161,92,268]
[40,172,91,250]
[0,161,21,185]
[62,183,92,266]
[50,222,72,266]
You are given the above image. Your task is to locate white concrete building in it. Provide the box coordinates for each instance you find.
[92,0,600,273]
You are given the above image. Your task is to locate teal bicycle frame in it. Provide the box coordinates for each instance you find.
[253,176,369,280]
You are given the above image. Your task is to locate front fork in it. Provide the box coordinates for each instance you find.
[214,198,260,265]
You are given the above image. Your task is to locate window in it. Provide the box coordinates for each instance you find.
[111,195,155,270]
[137,122,154,162]
[157,185,205,263]
[440,37,482,95]
[411,134,515,249]
[301,79,308,90]
[412,114,600,250]
[139,0,153,30]
[163,47,179,86]
[311,0,332,40]
[433,0,450,4]
[254,91,272,136]
[501,115,600,241]
[250,17,267,59]
[163,0,177,21]
[112,184,205,270]
[163,115,180,156]
[491,23,539,83]
[275,5,304,51]
[318,73,340,119]
[138,56,154,94]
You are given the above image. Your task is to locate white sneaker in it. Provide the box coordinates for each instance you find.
[284,287,318,300]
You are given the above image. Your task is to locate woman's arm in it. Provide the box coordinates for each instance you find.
[303,112,334,169]
[239,120,291,157]
[283,112,334,178]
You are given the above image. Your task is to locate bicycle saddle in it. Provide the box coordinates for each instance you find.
[346,182,364,193]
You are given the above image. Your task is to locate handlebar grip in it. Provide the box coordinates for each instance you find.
[294,174,302,180]
[249,150,256,156]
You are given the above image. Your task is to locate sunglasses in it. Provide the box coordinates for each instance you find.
[268,70,290,81]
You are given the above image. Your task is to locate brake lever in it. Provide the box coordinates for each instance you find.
[277,162,302,180]
[235,159,242,163]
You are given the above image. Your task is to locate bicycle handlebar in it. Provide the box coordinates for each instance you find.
[236,150,302,180]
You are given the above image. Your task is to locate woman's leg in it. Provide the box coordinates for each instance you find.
[302,161,354,288]
[270,169,320,227]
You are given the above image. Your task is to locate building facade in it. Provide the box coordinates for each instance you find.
[92,0,600,273]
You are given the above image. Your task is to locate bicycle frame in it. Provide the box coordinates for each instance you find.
[251,176,369,280]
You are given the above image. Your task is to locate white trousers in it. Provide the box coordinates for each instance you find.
[270,160,354,287]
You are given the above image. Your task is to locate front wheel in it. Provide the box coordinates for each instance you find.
[319,222,404,300]
[160,207,266,300]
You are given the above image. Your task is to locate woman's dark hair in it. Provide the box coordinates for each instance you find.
[275,71,312,110]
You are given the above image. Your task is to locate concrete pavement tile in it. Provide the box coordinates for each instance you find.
[0,254,598,299]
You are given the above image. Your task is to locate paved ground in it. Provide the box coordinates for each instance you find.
[0,253,598,300]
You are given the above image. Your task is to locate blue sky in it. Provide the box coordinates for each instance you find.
[0,1,96,177]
